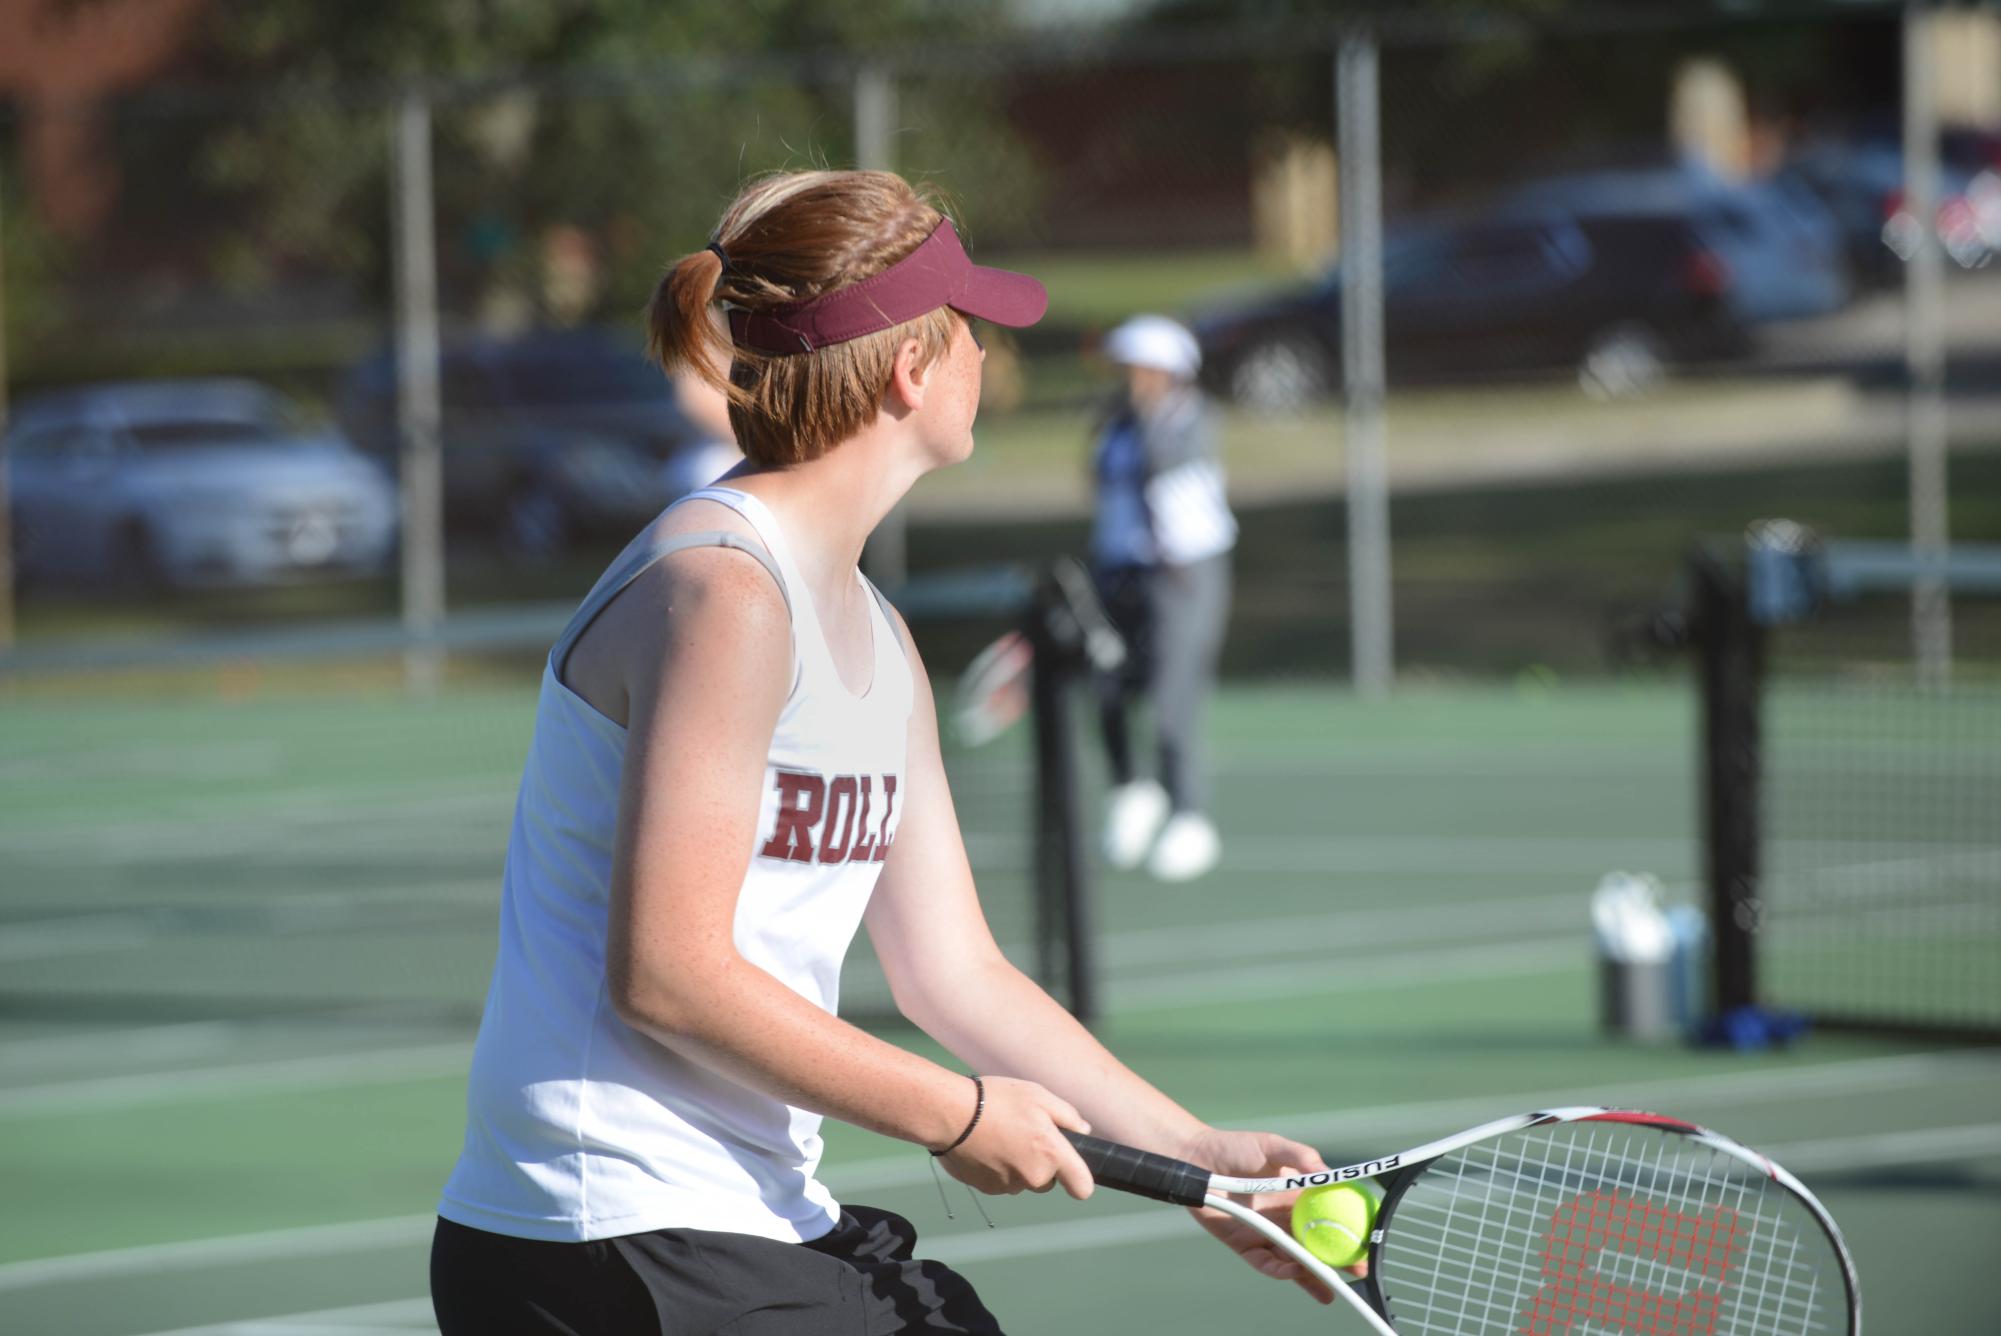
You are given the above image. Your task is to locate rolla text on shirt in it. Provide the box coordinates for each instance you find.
[759,770,899,865]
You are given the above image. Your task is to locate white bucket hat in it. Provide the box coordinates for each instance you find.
[1103,314,1201,379]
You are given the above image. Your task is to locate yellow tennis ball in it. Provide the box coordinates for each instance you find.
[1291,1182,1377,1269]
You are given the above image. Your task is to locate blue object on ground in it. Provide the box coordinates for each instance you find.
[1700,1005,1813,1051]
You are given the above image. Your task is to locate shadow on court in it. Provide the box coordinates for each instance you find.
[0,682,1995,1334]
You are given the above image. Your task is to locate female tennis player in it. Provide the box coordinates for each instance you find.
[430,169,1335,1333]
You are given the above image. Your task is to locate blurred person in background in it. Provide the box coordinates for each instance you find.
[1089,315,1238,883]
[430,171,1333,1336]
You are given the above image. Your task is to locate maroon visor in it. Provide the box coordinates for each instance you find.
[727,219,1047,354]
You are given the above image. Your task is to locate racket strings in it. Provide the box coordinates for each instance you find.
[1373,1124,1839,1336]
[1384,1138,1824,1335]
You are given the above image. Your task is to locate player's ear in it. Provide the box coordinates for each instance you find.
[886,336,931,414]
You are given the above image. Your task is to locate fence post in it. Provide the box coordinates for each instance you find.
[392,87,446,694]
[1904,2,1952,689]
[854,63,909,592]
[1337,32,1392,697]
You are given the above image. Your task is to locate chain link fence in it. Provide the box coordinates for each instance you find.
[2,4,1997,684]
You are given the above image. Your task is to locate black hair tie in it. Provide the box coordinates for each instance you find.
[704,240,732,275]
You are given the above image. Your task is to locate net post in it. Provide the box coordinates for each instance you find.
[1691,545,1763,1020]
[1026,570,1098,1025]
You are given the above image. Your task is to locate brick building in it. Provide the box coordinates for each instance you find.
[0,0,211,235]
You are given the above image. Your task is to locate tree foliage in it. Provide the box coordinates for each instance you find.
[1,164,64,361]
[186,0,1037,322]
[1136,0,1891,210]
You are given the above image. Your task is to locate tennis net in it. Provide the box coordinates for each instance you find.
[0,562,1097,1047]
[1694,527,2001,1039]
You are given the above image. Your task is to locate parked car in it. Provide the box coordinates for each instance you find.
[1506,164,1852,322]
[1940,126,2001,259]
[1193,210,1749,411]
[5,379,397,592]
[1780,134,1989,280]
[338,329,735,557]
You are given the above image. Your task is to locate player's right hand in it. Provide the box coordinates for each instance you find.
[938,1077,1094,1200]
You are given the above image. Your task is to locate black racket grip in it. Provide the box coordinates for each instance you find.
[1062,1131,1212,1207]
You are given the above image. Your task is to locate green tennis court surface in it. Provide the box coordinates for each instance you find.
[3,681,1996,1334]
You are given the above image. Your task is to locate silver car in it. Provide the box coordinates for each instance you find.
[6,379,398,591]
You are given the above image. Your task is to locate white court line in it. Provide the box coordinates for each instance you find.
[0,825,1694,874]
[905,833,1701,874]
[5,820,1920,876]
[0,887,1587,1083]
[0,914,161,962]
[948,751,1690,785]
[840,936,1576,1032]
[7,1048,1994,1297]
[0,815,515,866]
[0,837,1647,967]
[0,739,286,785]
[969,832,1926,876]
[0,1217,440,1294]
[1206,752,1687,777]
[0,1044,472,1117]
[134,1296,437,1336]
[0,1021,249,1075]
[3,879,1590,1062]
[119,1120,2001,1336]
[847,893,1597,1011]
[1,877,508,964]
[852,896,1597,1009]
[0,882,1972,1112]
[0,879,503,966]
[0,932,1575,1114]
[1760,1122,2001,1173]
[1104,938,1582,1009]
[0,786,515,859]
[1099,891,1591,967]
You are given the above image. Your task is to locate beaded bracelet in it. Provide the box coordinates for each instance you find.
[930,1074,985,1157]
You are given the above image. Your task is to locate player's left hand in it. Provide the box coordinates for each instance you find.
[1179,1127,1359,1305]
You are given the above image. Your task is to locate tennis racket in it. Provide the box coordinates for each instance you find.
[1065,1107,1859,1335]
[952,630,1034,747]
[1045,555,1126,676]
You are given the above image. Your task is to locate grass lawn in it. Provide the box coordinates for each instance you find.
[1002,246,1307,331]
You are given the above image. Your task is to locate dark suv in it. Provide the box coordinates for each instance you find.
[339,329,730,557]
[1193,211,1750,411]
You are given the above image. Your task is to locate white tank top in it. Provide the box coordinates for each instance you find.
[439,486,914,1244]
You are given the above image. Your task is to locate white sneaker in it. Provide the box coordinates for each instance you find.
[1148,812,1221,882]
[1102,780,1170,870]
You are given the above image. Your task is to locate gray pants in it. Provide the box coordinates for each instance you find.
[1094,554,1231,814]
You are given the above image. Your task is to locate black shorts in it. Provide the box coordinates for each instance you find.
[431,1207,1004,1335]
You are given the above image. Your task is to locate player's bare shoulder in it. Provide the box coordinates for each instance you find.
[566,513,790,729]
